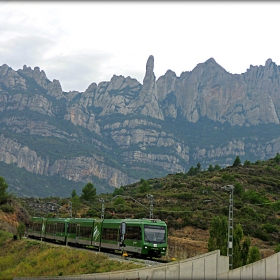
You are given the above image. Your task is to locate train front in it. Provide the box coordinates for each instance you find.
[142,221,167,258]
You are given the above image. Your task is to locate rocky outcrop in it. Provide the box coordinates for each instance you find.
[0,134,47,174]
[64,104,101,134]
[156,57,280,126]
[18,65,64,99]
[48,155,134,187]
[85,75,141,116]
[0,134,133,188]
[129,55,164,120]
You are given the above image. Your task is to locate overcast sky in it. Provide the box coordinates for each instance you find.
[0,1,279,92]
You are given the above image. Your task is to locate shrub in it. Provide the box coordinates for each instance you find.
[1,204,14,213]
[247,246,261,264]
[17,223,26,240]
[262,223,278,233]
[242,190,268,204]
[222,173,235,182]
[274,244,280,253]
[252,229,269,241]
[234,183,244,196]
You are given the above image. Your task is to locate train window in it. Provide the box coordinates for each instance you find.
[125,226,141,240]
[36,223,42,231]
[46,223,55,234]
[56,223,65,233]
[102,227,118,241]
[33,223,42,231]
[68,223,77,234]
[80,226,92,238]
[144,225,166,244]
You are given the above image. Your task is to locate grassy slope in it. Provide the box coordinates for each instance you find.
[0,231,143,279]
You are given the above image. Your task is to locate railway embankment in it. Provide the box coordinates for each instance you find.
[0,233,144,279]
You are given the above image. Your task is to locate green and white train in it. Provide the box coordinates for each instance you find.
[28,217,168,258]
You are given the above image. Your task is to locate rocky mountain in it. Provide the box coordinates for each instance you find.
[1,55,280,197]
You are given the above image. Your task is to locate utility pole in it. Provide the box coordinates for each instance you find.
[68,201,72,218]
[222,184,234,270]
[147,194,154,219]
[99,198,105,220]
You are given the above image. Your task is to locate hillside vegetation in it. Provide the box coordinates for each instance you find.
[0,231,143,279]
[1,155,280,277]
[18,155,280,253]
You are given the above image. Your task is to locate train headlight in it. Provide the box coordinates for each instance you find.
[145,246,147,249]
[163,248,165,250]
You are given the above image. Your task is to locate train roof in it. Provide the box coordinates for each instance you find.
[102,218,166,225]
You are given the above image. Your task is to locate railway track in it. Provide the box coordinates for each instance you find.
[27,236,167,266]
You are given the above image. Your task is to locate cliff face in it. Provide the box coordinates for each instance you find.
[1,56,280,197]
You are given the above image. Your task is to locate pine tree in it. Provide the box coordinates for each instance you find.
[81,182,96,202]
[233,156,241,167]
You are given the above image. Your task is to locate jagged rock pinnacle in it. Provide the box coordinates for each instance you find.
[146,55,154,73]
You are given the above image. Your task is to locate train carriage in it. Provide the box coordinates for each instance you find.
[67,218,95,246]
[101,218,167,258]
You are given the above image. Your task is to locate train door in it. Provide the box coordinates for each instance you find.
[54,223,57,240]
[76,224,80,244]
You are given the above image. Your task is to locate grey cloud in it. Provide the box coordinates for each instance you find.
[0,34,144,93]
[44,53,115,92]
[0,35,55,70]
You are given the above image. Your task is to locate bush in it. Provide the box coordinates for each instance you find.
[252,229,269,241]
[234,183,244,196]
[242,190,268,204]
[262,223,278,233]
[17,223,26,240]
[247,246,261,264]
[274,244,280,253]
[222,173,235,182]
[0,204,14,213]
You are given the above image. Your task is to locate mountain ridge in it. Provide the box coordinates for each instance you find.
[1,56,280,197]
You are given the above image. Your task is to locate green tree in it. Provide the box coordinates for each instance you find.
[188,166,196,176]
[113,196,125,206]
[241,235,251,265]
[17,222,26,240]
[208,216,228,256]
[139,180,150,194]
[233,156,241,167]
[71,189,77,198]
[214,164,221,171]
[247,246,261,264]
[234,183,244,196]
[71,195,81,217]
[112,186,125,196]
[0,176,9,205]
[81,182,96,202]
[233,223,244,269]
[208,164,214,172]
[274,153,280,164]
